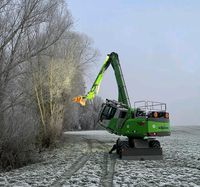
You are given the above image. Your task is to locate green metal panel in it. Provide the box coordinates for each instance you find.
[105,117,170,138]
[146,120,170,133]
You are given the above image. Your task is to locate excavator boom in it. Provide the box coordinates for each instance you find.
[72,52,130,107]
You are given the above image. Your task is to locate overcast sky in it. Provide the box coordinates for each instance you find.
[68,0,200,126]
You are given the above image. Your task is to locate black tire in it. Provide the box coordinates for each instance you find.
[128,137,135,148]
[118,149,122,159]
[116,138,120,146]
[149,140,161,148]
[116,138,120,154]
[116,148,120,154]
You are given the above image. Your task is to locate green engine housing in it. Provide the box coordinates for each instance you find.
[98,99,170,138]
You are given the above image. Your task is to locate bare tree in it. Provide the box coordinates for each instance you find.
[0,0,72,114]
[0,0,99,170]
[60,32,99,130]
[79,96,103,130]
[0,0,73,169]
[28,32,98,145]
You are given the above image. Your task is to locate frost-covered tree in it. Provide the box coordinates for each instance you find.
[79,96,103,130]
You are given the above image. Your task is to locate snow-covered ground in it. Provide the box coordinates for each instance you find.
[0,126,199,186]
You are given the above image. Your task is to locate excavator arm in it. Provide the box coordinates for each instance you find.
[72,52,131,107]
[72,55,110,106]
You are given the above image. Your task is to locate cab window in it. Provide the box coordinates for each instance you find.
[101,106,116,120]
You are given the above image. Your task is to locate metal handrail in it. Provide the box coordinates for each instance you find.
[134,100,167,112]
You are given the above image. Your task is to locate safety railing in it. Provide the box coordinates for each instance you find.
[134,100,167,112]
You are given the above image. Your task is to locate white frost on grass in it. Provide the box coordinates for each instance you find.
[64,153,104,187]
[113,126,200,187]
[0,126,199,186]
[64,130,120,142]
[0,143,88,186]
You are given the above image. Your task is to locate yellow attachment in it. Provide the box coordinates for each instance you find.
[72,96,86,106]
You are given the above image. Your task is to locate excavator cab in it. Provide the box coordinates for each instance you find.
[99,103,117,122]
[98,99,129,132]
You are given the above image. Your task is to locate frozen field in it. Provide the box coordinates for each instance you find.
[0,126,199,186]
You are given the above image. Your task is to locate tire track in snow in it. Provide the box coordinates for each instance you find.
[51,139,93,186]
[52,154,91,186]
[92,139,111,152]
[100,153,116,187]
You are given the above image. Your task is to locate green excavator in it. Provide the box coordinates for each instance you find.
[73,52,170,159]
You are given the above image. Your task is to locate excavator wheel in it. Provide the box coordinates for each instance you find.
[149,140,161,148]
[128,137,135,148]
[115,139,129,158]
[118,149,122,159]
[116,138,120,154]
